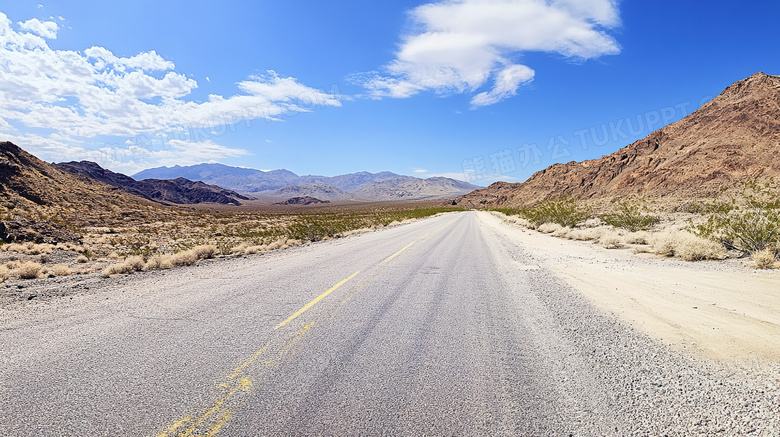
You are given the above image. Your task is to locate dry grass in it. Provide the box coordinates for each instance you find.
[17,261,42,279]
[752,249,778,269]
[598,232,623,249]
[538,223,563,234]
[103,255,146,276]
[624,231,650,245]
[0,265,9,283]
[191,244,217,260]
[170,250,199,266]
[144,255,174,270]
[566,228,603,241]
[76,255,89,263]
[51,264,72,276]
[650,230,727,261]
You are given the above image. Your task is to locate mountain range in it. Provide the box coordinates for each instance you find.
[453,72,780,207]
[133,165,480,201]
[57,161,251,206]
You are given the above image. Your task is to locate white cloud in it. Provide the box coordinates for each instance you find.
[355,0,620,106]
[18,18,58,39]
[0,12,342,171]
[413,168,428,173]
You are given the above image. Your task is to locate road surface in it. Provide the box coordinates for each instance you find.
[1,211,775,435]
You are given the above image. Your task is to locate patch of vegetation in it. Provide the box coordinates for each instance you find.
[601,199,660,232]
[690,178,780,254]
[520,196,589,228]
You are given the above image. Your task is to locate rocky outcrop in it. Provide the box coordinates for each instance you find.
[453,72,780,207]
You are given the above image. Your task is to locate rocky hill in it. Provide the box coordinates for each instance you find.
[0,142,164,242]
[453,72,780,207]
[354,177,481,201]
[57,161,251,205]
[275,196,330,206]
[272,183,350,202]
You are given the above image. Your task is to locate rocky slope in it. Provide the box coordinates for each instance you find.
[275,196,330,206]
[453,72,780,207]
[0,142,163,242]
[272,183,351,202]
[57,161,251,205]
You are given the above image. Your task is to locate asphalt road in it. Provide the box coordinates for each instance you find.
[2,211,768,435]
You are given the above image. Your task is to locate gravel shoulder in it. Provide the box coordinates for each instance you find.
[480,211,780,367]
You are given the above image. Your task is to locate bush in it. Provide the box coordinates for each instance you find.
[651,230,727,261]
[0,265,9,283]
[598,233,623,249]
[601,199,660,232]
[125,256,145,271]
[624,231,650,245]
[537,223,563,234]
[52,264,72,276]
[752,248,778,269]
[170,250,198,266]
[520,196,590,228]
[690,178,780,254]
[191,244,217,260]
[103,262,134,276]
[18,261,42,279]
[144,255,173,270]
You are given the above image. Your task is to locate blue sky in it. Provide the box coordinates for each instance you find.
[0,1,778,185]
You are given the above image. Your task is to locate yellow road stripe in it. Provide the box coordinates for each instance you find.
[382,240,419,263]
[381,216,459,264]
[275,271,360,329]
[229,346,268,380]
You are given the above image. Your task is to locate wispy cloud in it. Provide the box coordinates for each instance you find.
[353,0,620,106]
[0,12,341,170]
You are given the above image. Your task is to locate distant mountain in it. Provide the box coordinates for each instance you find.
[353,177,481,201]
[133,164,300,192]
[57,161,251,206]
[133,164,479,201]
[275,196,330,206]
[272,183,351,201]
[453,72,780,208]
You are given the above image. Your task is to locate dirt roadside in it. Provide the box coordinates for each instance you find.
[479,211,780,367]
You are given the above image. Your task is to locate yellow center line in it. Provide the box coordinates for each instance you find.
[228,345,268,380]
[275,270,360,329]
[382,239,421,263]
[381,216,459,264]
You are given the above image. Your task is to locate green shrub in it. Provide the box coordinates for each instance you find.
[520,196,589,228]
[601,199,660,232]
[690,178,780,254]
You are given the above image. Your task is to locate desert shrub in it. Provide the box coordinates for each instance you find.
[76,255,89,263]
[601,199,660,232]
[0,265,9,283]
[567,228,603,241]
[583,218,603,228]
[651,230,726,261]
[751,248,778,269]
[170,250,198,266]
[624,231,650,245]
[103,262,134,276]
[52,264,72,276]
[144,255,174,270]
[598,232,623,249]
[520,196,590,228]
[690,178,780,254]
[18,261,42,279]
[231,242,250,254]
[191,244,217,259]
[551,227,571,238]
[538,223,563,234]
[124,256,145,271]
